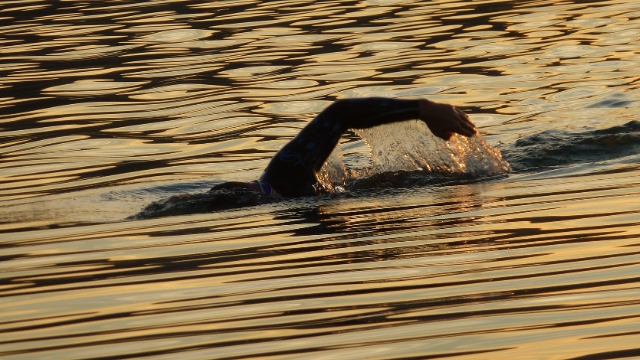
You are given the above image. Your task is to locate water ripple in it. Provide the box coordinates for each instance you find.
[2,0,640,359]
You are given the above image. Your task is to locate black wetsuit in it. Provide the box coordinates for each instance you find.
[260,97,420,197]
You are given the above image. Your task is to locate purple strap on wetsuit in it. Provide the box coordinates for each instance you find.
[255,180,273,195]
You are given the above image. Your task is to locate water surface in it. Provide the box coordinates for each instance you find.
[1,0,640,359]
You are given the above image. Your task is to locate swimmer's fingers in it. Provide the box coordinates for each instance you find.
[455,108,474,127]
[420,99,477,140]
[454,108,477,137]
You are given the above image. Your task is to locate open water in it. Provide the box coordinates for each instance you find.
[2,0,640,359]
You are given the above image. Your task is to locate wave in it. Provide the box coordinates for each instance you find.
[503,120,640,172]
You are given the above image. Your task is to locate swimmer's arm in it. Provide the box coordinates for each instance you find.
[322,97,476,141]
[261,97,478,195]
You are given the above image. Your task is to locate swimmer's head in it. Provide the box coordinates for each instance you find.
[129,187,279,219]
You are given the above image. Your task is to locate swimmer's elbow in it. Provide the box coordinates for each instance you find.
[324,99,350,113]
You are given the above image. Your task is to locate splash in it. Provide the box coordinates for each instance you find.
[319,120,510,189]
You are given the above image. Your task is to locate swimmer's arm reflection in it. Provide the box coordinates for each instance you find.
[212,97,476,197]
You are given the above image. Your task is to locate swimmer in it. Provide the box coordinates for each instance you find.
[212,97,476,197]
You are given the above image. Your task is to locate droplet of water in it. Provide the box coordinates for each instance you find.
[319,120,510,189]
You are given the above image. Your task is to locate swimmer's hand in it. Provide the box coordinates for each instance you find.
[419,99,477,141]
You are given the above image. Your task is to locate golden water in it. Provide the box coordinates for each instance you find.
[1,0,640,359]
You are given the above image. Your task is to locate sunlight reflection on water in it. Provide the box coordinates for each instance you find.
[1,0,640,359]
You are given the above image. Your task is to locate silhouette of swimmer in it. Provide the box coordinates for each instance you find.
[212,97,477,197]
[131,97,477,219]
